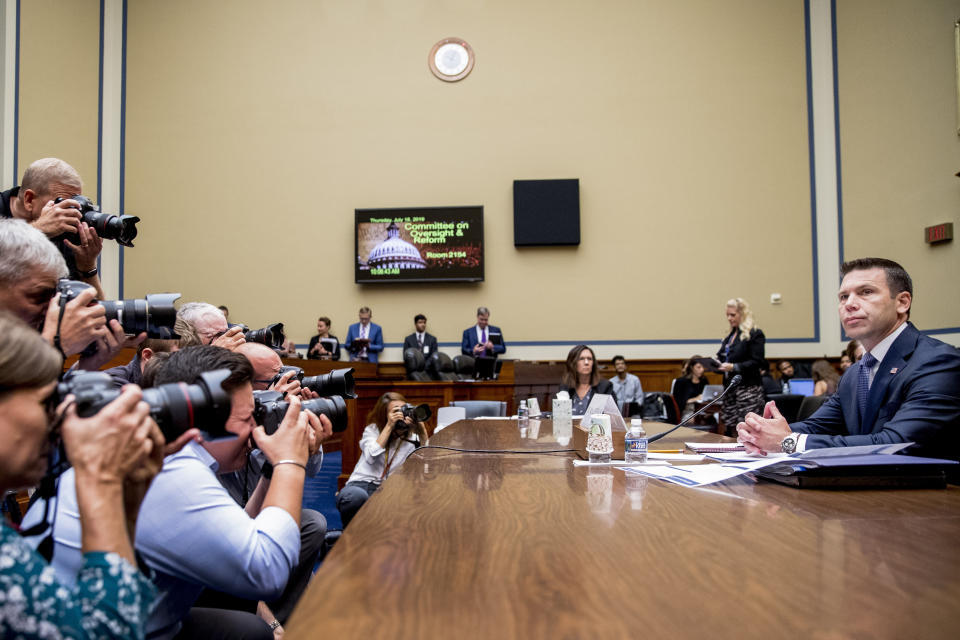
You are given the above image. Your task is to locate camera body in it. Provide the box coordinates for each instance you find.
[54,195,140,247]
[57,369,233,442]
[253,389,349,433]
[56,279,180,340]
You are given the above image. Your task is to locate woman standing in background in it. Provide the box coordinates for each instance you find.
[717,298,766,435]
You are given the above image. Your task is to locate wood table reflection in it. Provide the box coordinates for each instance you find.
[285,419,960,639]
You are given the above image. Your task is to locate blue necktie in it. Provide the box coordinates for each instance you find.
[857,352,878,422]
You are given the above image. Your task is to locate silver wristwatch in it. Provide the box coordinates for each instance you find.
[780,432,799,454]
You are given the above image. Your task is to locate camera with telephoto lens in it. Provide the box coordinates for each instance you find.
[56,369,233,442]
[393,403,431,437]
[272,365,357,399]
[56,279,180,340]
[230,322,285,350]
[253,390,349,433]
[54,195,140,247]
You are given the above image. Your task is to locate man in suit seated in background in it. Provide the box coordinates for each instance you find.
[461,306,506,359]
[737,257,960,458]
[403,313,438,358]
[345,306,384,362]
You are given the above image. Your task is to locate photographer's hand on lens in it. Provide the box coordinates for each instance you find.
[41,289,107,356]
[63,221,104,273]
[271,369,302,397]
[303,411,332,456]
[299,387,320,400]
[212,325,246,351]
[77,319,146,371]
[252,394,310,466]
[61,385,158,485]
[31,197,82,237]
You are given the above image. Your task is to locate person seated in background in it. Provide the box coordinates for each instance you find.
[776,359,795,393]
[279,337,299,359]
[0,311,163,639]
[461,306,506,359]
[559,345,617,416]
[839,352,853,372]
[345,306,383,362]
[811,359,840,396]
[403,313,438,358]
[336,392,427,527]
[760,361,781,396]
[609,355,642,415]
[103,338,178,387]
[24,346,316,639]
[843,339,864,367]
[673,355,708,419]
[0,218,141,370]
[738,258,960,458]
[307,316,341,360]
[175,301,246,351]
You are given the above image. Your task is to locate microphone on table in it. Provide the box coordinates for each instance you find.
[647,374,742,443]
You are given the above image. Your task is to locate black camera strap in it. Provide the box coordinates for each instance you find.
[52,298,69,360]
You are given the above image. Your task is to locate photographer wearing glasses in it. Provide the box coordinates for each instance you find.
[23,346,315,640]
[0,311,163,638]
[0,219,142,370]
[336,392,428,527]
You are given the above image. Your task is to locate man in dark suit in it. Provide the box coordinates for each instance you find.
[403,314,438,357]
[461,306,507,358]
[345,306,384,363]
[737,258,960,459]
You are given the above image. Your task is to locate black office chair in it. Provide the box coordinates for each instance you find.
[453,355,475,380]
[428,352,459,381]
[641,392,680,424]
[797,394,829,422]
[403,348,432,381]
[765,393,805,424]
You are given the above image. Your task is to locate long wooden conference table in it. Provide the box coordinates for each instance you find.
[285,419,960,638]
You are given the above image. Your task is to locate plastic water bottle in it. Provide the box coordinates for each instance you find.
[517,399,529,427]
[624,418,648,463]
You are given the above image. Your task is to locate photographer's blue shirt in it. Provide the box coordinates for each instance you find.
[22,440,301,640]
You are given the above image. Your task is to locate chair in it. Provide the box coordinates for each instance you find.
[797,394,829,422]
[765,393,805,423]
[640,392,680,424]
[450,400,507,418]
[453,355,475,380]
[428,352,459,381]
[435,406,467,433]
[403,348,431,381]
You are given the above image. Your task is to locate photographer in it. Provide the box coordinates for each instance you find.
[0,311,161,638]
[104,338,179,387]
[23,346,315,639]
[336,392,428,527]
[175,301,246,351]
[0,219,141,370]
[0,158,105,298]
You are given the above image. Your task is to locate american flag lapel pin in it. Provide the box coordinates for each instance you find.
[890,367,898,374]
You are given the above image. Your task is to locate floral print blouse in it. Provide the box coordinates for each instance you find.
[1,520,155,639]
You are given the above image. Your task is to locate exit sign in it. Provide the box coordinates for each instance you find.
[924,222,953,244]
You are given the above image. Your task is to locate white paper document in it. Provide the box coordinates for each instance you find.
[623,456,786,487]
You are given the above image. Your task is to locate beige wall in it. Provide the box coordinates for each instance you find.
[14,0,99,192]
[9,1,958,357]
[837,0,960,333]
[120,0,813,350]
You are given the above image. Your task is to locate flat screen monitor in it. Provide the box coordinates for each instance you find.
[355,207,484,284]
[789,378,815,396]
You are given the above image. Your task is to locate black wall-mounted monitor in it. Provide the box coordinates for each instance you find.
[355,206,484,284]
[513,178,580,246]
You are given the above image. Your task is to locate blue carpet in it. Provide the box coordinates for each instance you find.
[303,450,342,531]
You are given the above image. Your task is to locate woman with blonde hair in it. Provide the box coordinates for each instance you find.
[716,298,766,435]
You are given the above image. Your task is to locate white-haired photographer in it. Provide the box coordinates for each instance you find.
[0,310,167,638]
[0,218,143,370]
